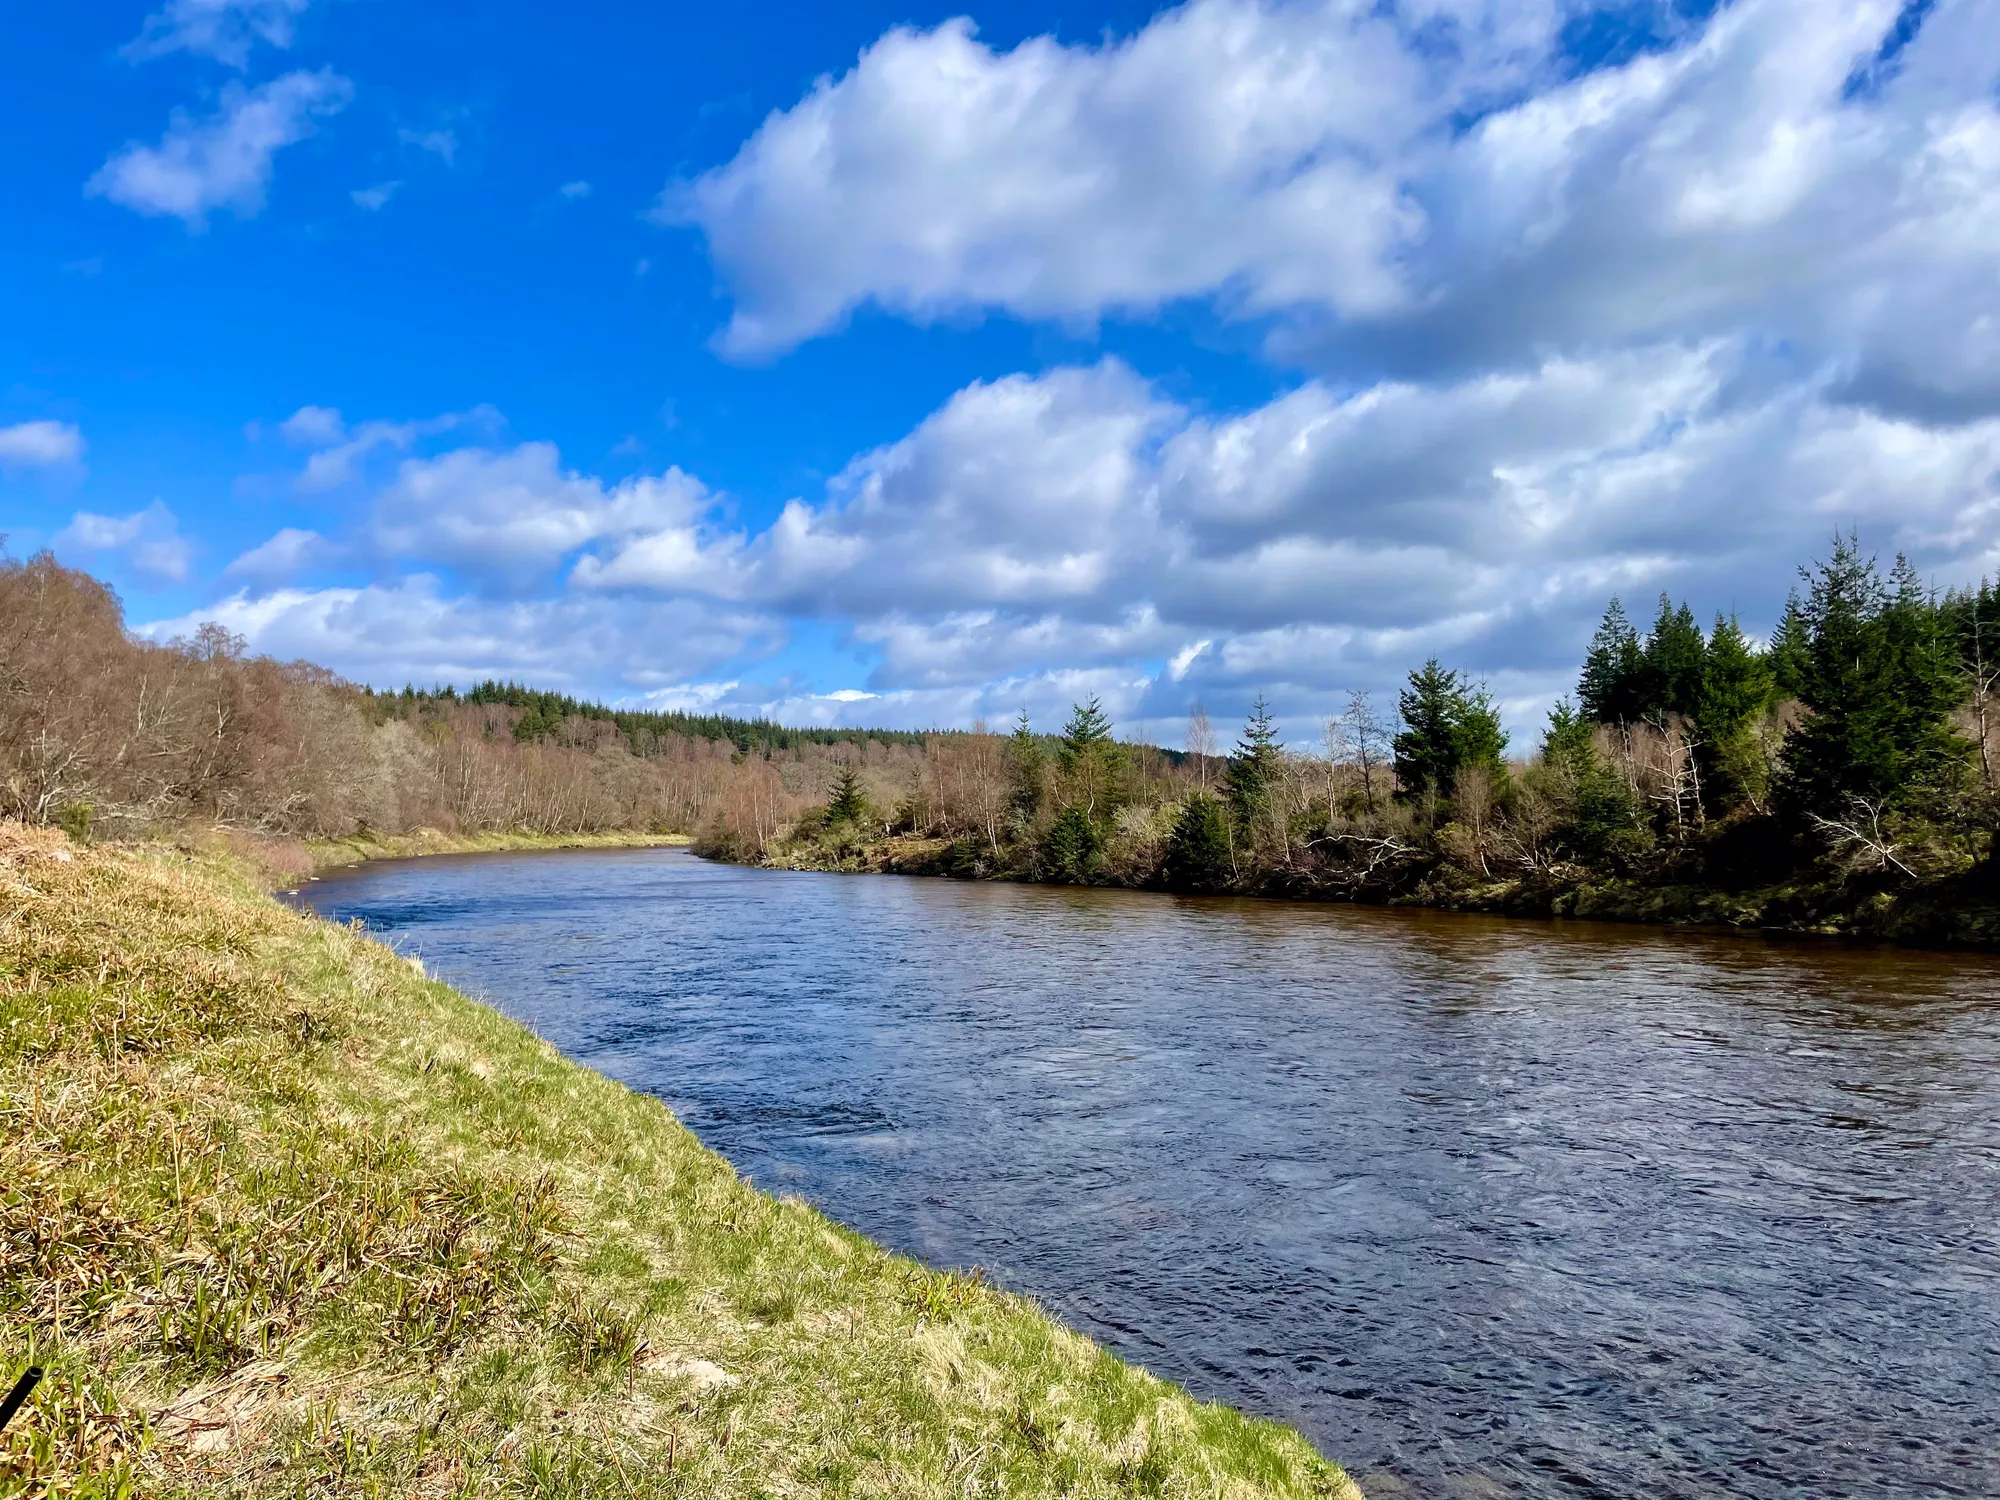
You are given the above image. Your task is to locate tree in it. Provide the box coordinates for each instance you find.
[1641,595,1708,720]
[1163,792,1231,891]
[1393,661,1507,803]
[1185,701,1217,792]
[1225,695,1284,845]
[1578,599,1647,724]
[1042,804,1102,883]
[1340,689,1387,813]
[1767,590,1811,701]
[1776,536,1971,824]
[1057,696,1123,815]
[1534,698,1644,865]
[1694,613,1773,812]
[825,762,869,826]
[1007,712,1044,822]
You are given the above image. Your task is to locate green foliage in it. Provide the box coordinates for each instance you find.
[1578,599,1647,724]
[1056,697,1125,815]
[1776,536,1971,823]
[1767,590,1811,700]
[1163,793,1232,891]
[1042,804,1103,882]
[1007,712,1044,822]
[1225,697,1284,840]
[1057,696,1115,768]
[1536,700,1645,864]
[824,763,870,827]
[1694,613,1774,811]
[1641,595,1708,720]
[1393,661,1507,802]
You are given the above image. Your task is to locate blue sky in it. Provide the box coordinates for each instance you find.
[4,0,1996,745]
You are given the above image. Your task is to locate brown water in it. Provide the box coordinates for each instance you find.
[294,848,2000,1498]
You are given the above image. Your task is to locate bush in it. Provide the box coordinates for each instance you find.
[1163,794,1232,892]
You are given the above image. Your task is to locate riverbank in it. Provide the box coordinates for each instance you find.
[739,833,2000,949]
[0,823,1358,1499]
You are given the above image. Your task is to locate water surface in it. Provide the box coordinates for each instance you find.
[295,848,2000,1498]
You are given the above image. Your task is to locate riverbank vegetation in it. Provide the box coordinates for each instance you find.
[727,537,2000,945]
[0,822,1357,1497]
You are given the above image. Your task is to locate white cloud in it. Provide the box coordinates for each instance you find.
[399,128,459,165]
[138,578,782,693]
[0,420,84,467]
[280,404,345,445]
[351,181,400,212]
[124,0,312,68]
[559,180,592,199]
[223,526,325,585]
[373,443,712,588]
[53,501,194,585]
[673,0,2000,420]
[89,69,352,227]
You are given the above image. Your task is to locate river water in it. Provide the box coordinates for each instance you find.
[294,848,2000,1498]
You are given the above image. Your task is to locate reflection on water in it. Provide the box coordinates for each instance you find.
[294,849,2000,1499]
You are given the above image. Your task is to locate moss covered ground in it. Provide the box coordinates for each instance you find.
[0,823,1358,1499]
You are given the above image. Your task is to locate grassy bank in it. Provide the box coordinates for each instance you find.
[0,824,1358,1499]
[738,832,2000,949]
[303,828,692,878]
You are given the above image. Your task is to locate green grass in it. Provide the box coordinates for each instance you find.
[0,823,1359,1499]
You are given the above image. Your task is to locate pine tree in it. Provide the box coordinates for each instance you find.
[1058,696,1114,768]
[1163,793,1232,891]
[1007,712,1043,822]
[1767,590,1811,701]
[1537,698,1642,862]
[1694,613,1773,811]
[1776,536,1970,820]
[1578,598,1647,723]
[1394,661,1507,801]
[1042,804,1102,883]
[1643,595,1708,720]
[1226,695,1284,841]
[825,762,869,825]
[1057,696,1123,815]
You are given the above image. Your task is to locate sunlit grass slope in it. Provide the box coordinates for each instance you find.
[0,825,1359,1499]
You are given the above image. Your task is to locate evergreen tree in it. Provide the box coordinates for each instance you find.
[1225,695,1284,841]
[1042,804,1102,883]
[1058,696,1115,767]
[1394,661,1508,801]
[1578,598,1647,723]
[1056,696,1124,816]
[1642,595,1708,719]
[1163,793,1232,891]
[1767,590,1811,701]
[1776,536,1970,820]
[825,762,869,826]
[1007,712,1044,822]
[1537,699,1643,863]
[1694,613,1773,811]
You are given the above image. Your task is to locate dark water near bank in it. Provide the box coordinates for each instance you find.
[295,849,2000,1498]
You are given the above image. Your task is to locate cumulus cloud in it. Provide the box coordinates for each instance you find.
[53,501,194,585]
[124,0,312,68]
[351,181,400,212]
[138,578,782,693]
[372,443,712,589]
[223,526,326,585]
[0,420,84,467]
[89,69,352,227]
[674,0,2000,419]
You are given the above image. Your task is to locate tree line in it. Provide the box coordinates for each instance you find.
[749,534,2000,918]
[9,537,1999,927]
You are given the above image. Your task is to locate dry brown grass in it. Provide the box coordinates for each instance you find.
[0,823,1359,1499]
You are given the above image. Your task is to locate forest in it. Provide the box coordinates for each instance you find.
[5,537,1999,938]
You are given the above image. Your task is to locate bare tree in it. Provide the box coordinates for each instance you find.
[1186,701,1217,792]
[1342,690,1386,812]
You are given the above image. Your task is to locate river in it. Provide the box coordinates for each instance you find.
[293,847,2000,1499]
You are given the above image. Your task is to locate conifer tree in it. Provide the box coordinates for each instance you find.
[1163,792,1232,891]
[1643,595,1708,720]
[1537,698,1642,862]
[1057,696,1123,814]
[1007,712,1044,822]
[1776,536,1970,821]
[1225,695,1284,841]
[1767,590,1811,701]
[1694,613,1773,810]
[1578,598,1647,724]
[825,762,869,826]
[1394,661,1507,802]
[1042,804,1102,883]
